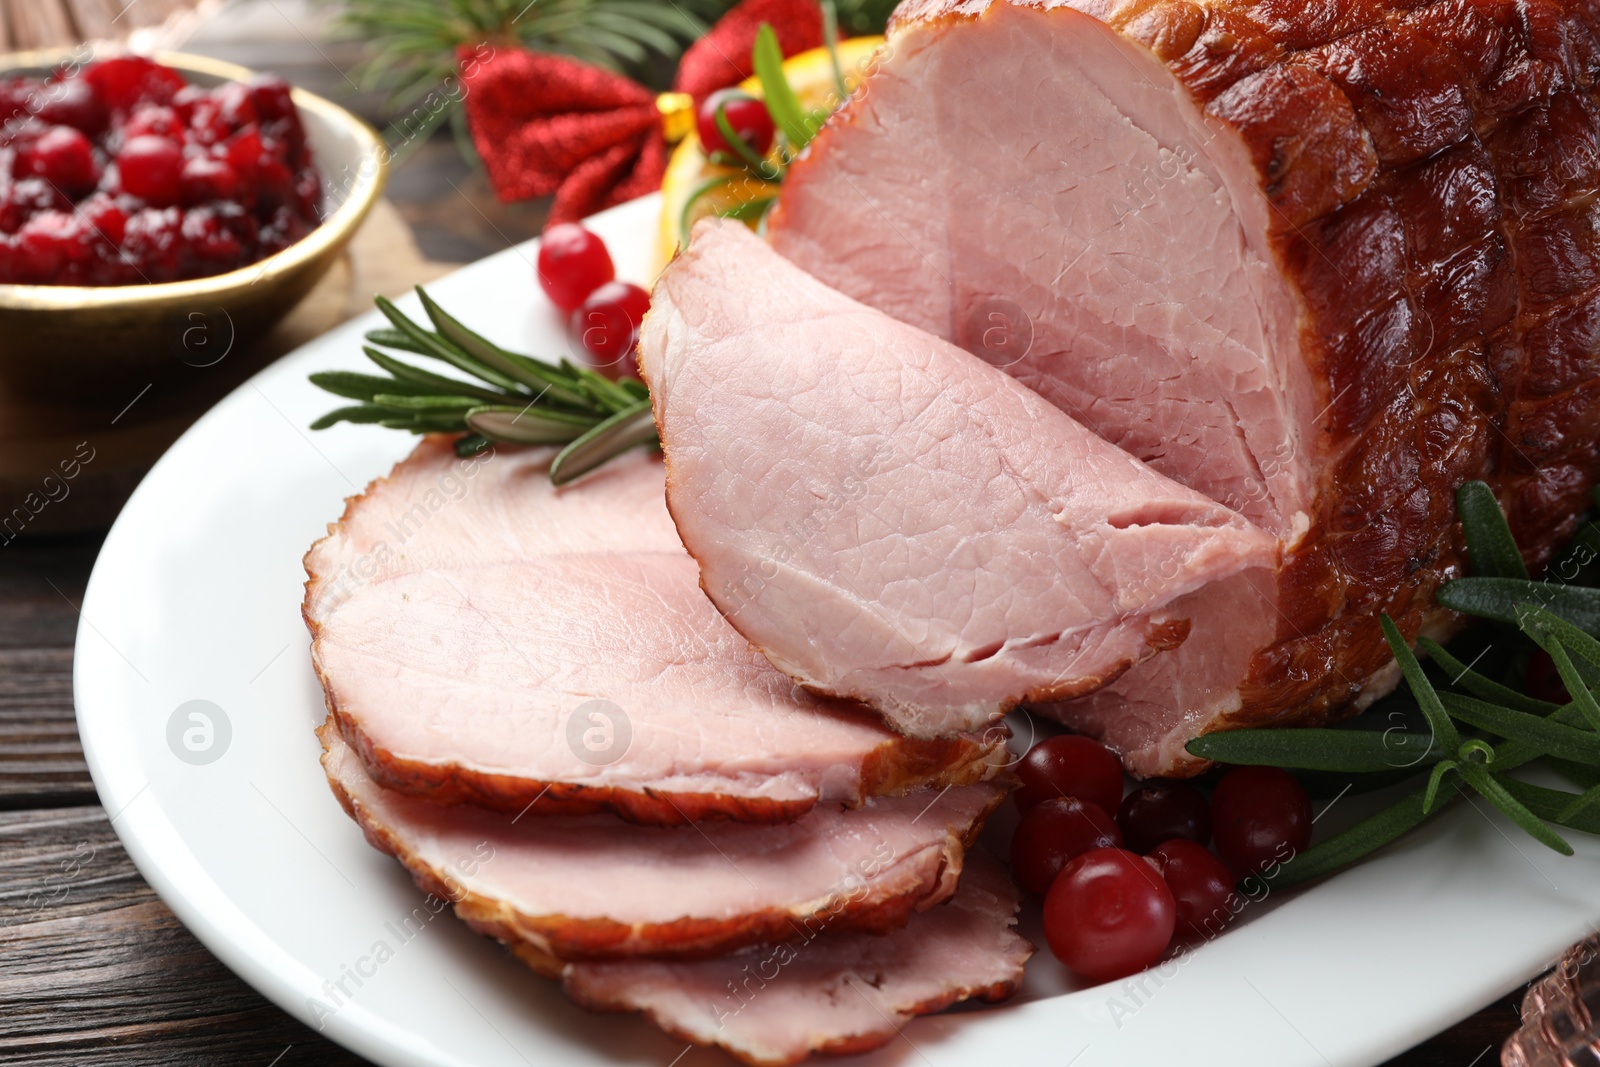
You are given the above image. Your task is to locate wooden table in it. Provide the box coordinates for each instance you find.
[0,21,1540,1067]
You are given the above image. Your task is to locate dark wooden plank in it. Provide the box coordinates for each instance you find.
[0,527,99,810]
[0,806,371,1066]
[0,647,91,810]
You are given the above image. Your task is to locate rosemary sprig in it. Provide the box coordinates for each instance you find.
[1193,479,1600,889]
[309,286,657,485]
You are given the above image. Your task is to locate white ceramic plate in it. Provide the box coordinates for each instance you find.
[77,194,1600,1067]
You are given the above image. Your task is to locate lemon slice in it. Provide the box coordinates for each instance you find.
[657,36,886,270]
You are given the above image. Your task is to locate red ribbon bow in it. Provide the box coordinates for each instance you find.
[459,0,824,226]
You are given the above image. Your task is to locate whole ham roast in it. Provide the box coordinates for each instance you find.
[710,0,1600,773]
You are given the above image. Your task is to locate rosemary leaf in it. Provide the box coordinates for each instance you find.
[1423,760,1458,813]
[1558,783,1600,822]
[362,347,509,403]
[371,393,483,412]
[1418,637,1558,715]
[1185,728,1438,773]
[413,288,592,407]
[309,371,440,402]
[463,405,596,445]
[374,295,523,393]
[550,399,658,486]
[1436,577,1600,635]
[1438,692,1600,764]
[723,195,778,222]
[363,327,432,355]
[753,24,818,149]
[309,405,391,430]
[1518,606,1600,675]
[1257,783,1440,890]
[1500,777,1600,835]
[1457,763,1573,854]
[1544,640,1600,734]
[569,363,641,415]
[1457,481,1529,580]
[453,434,494,458]
[1381,614,1461,752]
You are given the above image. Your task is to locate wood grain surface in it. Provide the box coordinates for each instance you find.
[0,9,1539,1067]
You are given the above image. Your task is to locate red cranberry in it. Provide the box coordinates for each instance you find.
[1117,781,1213,853]
[181,206,244,269]
[1011,796,1122,895]
[179,155,241,204]
[17,209,91,282]
[16,126,98,196]
[169,85,206,123]
[186,98,230,146]
[1526,650,1571,704]
[249,75,296,121]
[537,222,614,311]
[1149,839,1237,942]
[1015,735,1124,814]
[212,82,258,130]
[696,89,775,159]
[1211,766,1313,876]
[84,56,186,111]
[116,135,184,204]
[1044,848,1176,983]
[122,104,183,142]
[570,280,650,375]
[79,193,127,245]
[33,78,107,136]
[88,239,141,285]
[121,205,183,280]
[0,178,67,232]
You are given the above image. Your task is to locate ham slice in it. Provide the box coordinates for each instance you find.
[640,219,1276,739]
[768,0,1600,772]
[319,719,1006,963]
[560,853,1031,1067]
[304,438,1006,824]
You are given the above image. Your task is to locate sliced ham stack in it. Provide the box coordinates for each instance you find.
[646,0,1600,773]
[305,438,1007,824]
[303,437,1031,1063]
[642,220,1277,741]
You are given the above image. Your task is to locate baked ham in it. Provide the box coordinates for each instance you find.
[561,853,1031,1067]
[319,719,1006,963]
[303,437,1006,824]
[767,0,1600,771]
[641,219,1277,739]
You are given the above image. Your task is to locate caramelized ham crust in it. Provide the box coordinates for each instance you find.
[304,438,1006,823]
[769,0,1600,770]
[561,853,1032,1067]
[319,719,1005,962]
[641,220,1276,740]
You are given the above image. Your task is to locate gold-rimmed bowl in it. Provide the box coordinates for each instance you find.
[0,50,385,399]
